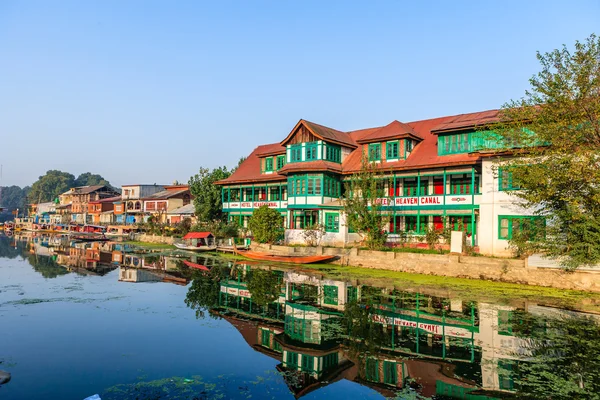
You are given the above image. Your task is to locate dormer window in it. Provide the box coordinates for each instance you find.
[386,141,399,159]
[291,145,303,162]
[276,155,286,170]
[305,142,318,161]
[368,143,381,161]
[265,157,274,172]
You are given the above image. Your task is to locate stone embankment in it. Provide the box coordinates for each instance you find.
[252,243,600,293]
[131,233,177,245]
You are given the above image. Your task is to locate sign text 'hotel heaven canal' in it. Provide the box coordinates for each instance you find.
[375,195,473,207]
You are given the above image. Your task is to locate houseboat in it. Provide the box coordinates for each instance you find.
[174,232,217,252]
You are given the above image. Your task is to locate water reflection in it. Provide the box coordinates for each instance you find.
[3,233,600,399]
[185,262,600,400]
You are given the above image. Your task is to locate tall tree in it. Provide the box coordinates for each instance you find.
[493,34,600,270]
[28,170,76,203]
[0,185,30,221]
[248,205,283,244]
[188,166,231,222]
[74,172,112,188]
[343,153,388,249]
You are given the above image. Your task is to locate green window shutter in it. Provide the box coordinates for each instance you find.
[276,155,286,170]
[301,355,314,372]
[366,358,379,382]
[383,361,397,385]
[368,143,381,161]
[347,286,358,303]
[305,142,318,160]
[386,141,399,159]
[323,285,338,305]
[261,329,271,347]
[286,351,299,367]
[265,157,273,172]
[325,213,339,232]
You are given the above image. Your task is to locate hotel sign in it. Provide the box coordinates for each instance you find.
[375,195,473,207]
[221,286,251,298]
[226,201,287,209]
[372,314,472,338]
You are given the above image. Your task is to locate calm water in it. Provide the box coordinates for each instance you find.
[1,233,599,400]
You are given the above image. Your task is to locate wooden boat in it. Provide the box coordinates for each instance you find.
[233,249,336,264]
[174,232,217,252]
[72,234,110,242]
[182,260,210,271]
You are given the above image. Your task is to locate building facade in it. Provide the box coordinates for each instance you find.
[216,110,538,256]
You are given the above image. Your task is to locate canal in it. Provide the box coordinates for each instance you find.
[1,233,600,399]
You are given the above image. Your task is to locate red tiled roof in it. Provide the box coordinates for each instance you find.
[356,120,424,143]
[217,109,499,186]
[431,109,500,134]
[183,232,213,239]
[280,120,357,148]
[341,115,481,174]
[256,143,286,157]
[215,144,287,185]
[277,160,342,175]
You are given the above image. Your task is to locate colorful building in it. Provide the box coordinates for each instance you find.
[216,110,537,256]
[117,184,165,224]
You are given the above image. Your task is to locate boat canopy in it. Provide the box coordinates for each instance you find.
[183,232,214,240]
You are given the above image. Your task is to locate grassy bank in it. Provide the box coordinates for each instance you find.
[124,241,174,249]
[300,262,600,313]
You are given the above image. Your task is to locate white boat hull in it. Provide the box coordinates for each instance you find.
[174,243,217,252]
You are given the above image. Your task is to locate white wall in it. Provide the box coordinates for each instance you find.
[478,159,536,256]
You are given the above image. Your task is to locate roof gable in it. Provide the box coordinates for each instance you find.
[280,120,356,148]
[356,120,424,143]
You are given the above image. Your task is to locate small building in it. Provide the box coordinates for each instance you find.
[88,196,121,225]
[166,203,196,225]
[143,185,191,224]
[120,184,166,224]
[69,185,121,224]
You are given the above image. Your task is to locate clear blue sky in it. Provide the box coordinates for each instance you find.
[1,0,598,188]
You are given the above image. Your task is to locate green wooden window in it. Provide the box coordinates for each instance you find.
[368,143,381,161]
[269,186,280,201]
[403,180,427,196]
[286,351,299,368]
[405,139,413,154]
[450,176,479,194]
[305,142,318,160]
[386,141,399,159]
[365,358,379,382]
[498,215,545,240]
[323,352,338,371]
[307,175,322,195]
[276,155,286,170]
[438,133,471,155]
[261,329,271,347]
[498,360,515,391]
[325,213,339,232]
[265,157,274,172]
[324,175,341,197]
[290,145,303,162]
[347,286,358,303]
[498,167,521,191]
[498,310,513,336]
[325,143,341,163]
[323,285,338,305]
[449,216,475,235]
[383,361,397,385]
[405,216,428,233]
[301,354,315,372]
[274,340,282,353]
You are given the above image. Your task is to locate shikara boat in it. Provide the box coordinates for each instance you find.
[72,234,110,242]
[173,232,217,252]
[233,249,336,264]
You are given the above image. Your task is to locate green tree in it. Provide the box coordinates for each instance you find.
[493,34,600,270]
[0,185,30,221]
[184,264,230,319]
[343,154,388,249]
[28,170,76,203]
[74,172,112,188]
[188,166,231,222]
[248,205,283,244]
[512,313,600,400]
[246,269,282,306]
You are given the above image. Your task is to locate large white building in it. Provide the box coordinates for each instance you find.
[217,109,539,256]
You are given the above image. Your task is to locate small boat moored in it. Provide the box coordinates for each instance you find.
[233,248,336,264]
[174,232,217,252]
